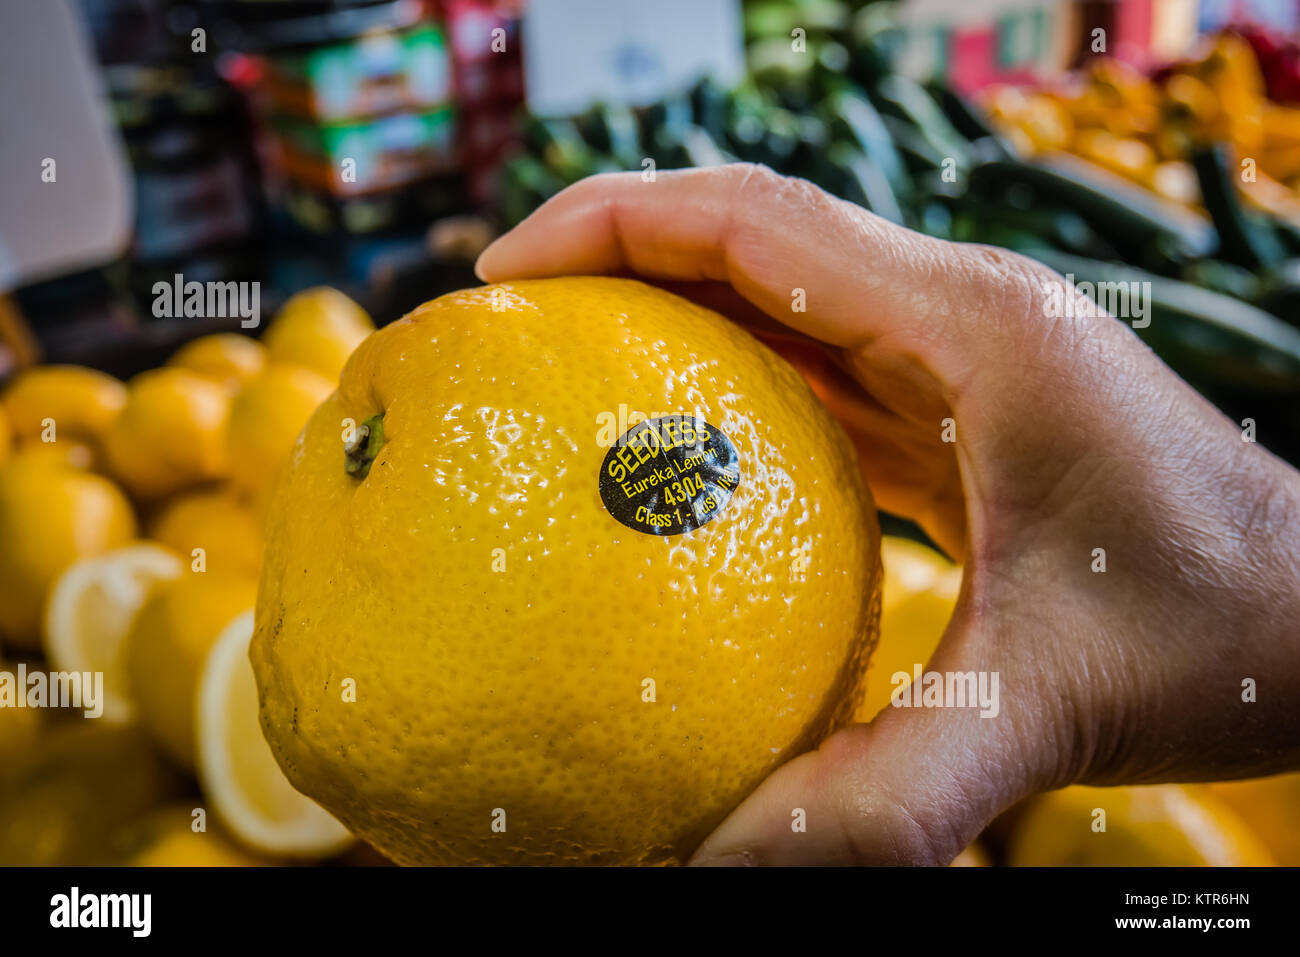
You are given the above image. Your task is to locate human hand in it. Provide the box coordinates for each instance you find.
[476,164,1300,865]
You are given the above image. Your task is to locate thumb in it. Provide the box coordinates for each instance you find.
[689,628,1039,865]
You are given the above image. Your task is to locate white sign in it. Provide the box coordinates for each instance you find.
[523,0,745,117]
[0,0,131,290]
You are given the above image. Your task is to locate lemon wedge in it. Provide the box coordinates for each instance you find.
[197,611,354,859]
[43,543,183,722]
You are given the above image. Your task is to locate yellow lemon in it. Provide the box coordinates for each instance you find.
[102,368,232,501]
[1008,785,1276,866]
[226,364,334,499]
[0,365,126,447]
[261,287,374,381]
[0,458,137,650]
[0,723,189,866]
[1207,774,1300,865]
[0,706,41,766]
[252,277,880,865]
[198,611,354,859]
[168,333,268,392]
[44,543,184,722]
[109,806,269,867]
[0,656,42,764]
[13,438,95,469]
[856,536,961,722]
[147,488,264,577]
[124,573,258,769]
[878,535,956,612]
[0,409,10,464]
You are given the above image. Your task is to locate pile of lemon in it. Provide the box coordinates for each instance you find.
[0,287,372,866]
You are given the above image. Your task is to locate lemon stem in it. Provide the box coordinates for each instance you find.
[345,414,385,479]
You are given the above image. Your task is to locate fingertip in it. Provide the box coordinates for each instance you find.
[473,239,503,283]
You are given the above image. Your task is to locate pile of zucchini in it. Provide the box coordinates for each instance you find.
[497,0,1300,463]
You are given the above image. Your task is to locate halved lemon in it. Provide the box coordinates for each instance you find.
[43,543,184,723]
[196,611,354,859]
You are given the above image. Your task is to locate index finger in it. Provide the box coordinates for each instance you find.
[475,163,1002,364]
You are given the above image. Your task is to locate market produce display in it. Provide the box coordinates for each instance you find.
[2,0,1298,875]
[500,6,1300,464]
[0,289,373,865]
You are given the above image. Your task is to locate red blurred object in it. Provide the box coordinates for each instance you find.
[441,0,525,206]
[1234,23,1300,104]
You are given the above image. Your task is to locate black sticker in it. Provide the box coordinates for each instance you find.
[599,415,741,536]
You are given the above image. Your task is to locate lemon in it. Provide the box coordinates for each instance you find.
[878,535,956,612]
[168,333,268,392]
[226,364,334,499]
[13,438,95,469]
[0,410,10,464]
[856,536,961,722]
[198,611,354,859]
[108,806,269,867]
[252,277,880,865]
[0,365,126,447]
[147,488,264,577]
[102,368,232,501]
[1208,774,1300,865]
[0,706,41,765]
[0,656,42,764]
[0,457,137,650]
[124,573,258,769]
[0,723,189,866]
[44,543,184,722]
[1008,784,1276,866]
[262,287,374,381]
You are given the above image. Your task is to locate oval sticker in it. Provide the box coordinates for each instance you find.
[599,414,741,536]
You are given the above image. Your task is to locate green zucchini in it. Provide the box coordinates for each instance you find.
[679,124,735,168]
[521,116,598,183]
[949,196,1110,258]
[827,142,903,223]
[1191,145,1287,270]
[499,156,565,227]
[824,88,908,195]
[925,79,1015,160]
[881,114,964,176]
[1254,258,1300,327]
[969,155,1217,270]
[871,75,971,170]
[1028,249,1300,394]
[1181,259,1261,303]
[689,77,730,141]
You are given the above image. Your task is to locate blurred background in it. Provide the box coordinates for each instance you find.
[1,0,1298,868]
[4,0,1300,463]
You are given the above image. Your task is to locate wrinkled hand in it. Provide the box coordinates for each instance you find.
[477,164,1300,865]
